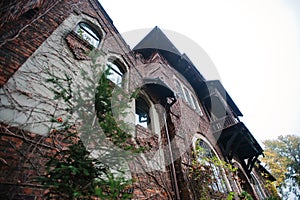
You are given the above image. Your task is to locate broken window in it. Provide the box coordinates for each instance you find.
[106,61,124,86]
[75,22,101,47]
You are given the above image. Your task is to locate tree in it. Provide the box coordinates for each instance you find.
[40,131,132,199]
[261,135,300,198]
[38,49,138,199]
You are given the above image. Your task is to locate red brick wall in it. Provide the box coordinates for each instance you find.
[0,0,70,86]
[0,0,130,87]
[0,0,266,199]
[0,124,67,200]
[0,1,138,199]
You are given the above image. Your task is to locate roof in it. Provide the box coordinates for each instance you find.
[206,80,243,117]
[256,162,276,182]
[133,27,243,117]
[133,27,206,100]
[133,26,181,57]
[216,122,263,160]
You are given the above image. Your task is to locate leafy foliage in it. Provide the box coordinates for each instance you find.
[95,67,139,151]
[39,131,132,199]
[261,134,300,198]
[238,191,253,200]
[188,145,238,200]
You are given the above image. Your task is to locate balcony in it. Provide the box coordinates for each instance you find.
[210,115,239,133]
[214,122,263,176]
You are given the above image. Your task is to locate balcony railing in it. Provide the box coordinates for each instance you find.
[210,116,238,133]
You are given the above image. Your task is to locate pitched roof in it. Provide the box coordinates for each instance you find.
[133,26,181,56]
[133,26,206,98]
[133,27,243,116]
[206,80,243,117]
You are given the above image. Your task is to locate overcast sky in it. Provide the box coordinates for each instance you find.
[99,0,300,144]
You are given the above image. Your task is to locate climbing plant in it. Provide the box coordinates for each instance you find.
[188,144,241,200]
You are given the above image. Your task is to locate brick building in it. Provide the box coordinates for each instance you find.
[0,0,276,199]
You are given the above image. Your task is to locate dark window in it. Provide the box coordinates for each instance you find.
[21,8,39,20]
[75,22,101,47]
[135,97,150,129]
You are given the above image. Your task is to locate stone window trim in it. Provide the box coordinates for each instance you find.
[231,160,257,197]
[106,57,127,87]
[75,22,102,48]
[134,93,161,135]
[65,16,105,60]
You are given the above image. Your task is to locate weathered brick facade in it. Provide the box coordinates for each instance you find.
[0,0,277,199]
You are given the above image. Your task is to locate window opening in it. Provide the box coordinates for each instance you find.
[21,8,39,20]
[251,173,267,199]
[191,95,203,116]
[106,61,123,86]
[76,22,100,47]
[174,79,184,98]
[183,87,193,106]
[135,97,150,129]
[197,139,228,194]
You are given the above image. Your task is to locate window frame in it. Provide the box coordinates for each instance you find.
[75,22,101,48]
[174,79,184,98]
[106,60,124,87]
[191,95,204,116]
[251,173,267,199]
[183,87,193,107]
[135,96,151,129]
[174,78,204,116]
[195,138,230,194]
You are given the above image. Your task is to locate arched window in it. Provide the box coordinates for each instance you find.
[251,173,267,199]
[174,78,204,116]
[234,167,256,198]
[183,87,193,106]
[196,139,229,194]
[75,22,101,47]
[174,79,184,98]
[135,97,151,129]
[191,95,203,116]
[106,60,124,86]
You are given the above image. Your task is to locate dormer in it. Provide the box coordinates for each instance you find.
[198,80,242,131]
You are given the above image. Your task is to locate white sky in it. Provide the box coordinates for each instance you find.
[99,0,300,144]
